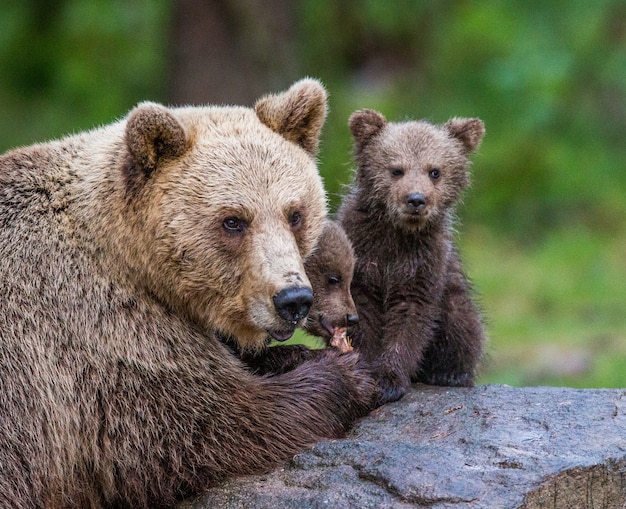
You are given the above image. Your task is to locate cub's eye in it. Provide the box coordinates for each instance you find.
[429,168,441,180]
[222,217,247,233]
[289,211,302,229]
[390,167,404,178]
[327,274,342,286]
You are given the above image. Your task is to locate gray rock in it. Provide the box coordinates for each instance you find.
[179,385,626,509]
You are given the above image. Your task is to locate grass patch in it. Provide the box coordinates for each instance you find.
[462,226,626,387]
[271,330,325,349]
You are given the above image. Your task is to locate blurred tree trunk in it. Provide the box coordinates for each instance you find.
[167,0,299,106]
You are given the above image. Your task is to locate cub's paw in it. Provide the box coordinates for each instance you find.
[374,372,408,406]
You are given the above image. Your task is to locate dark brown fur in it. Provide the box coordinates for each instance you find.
[338,109,486,405]
[0,80,375,509]
[303,219,358,342]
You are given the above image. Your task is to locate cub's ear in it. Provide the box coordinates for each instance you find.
[444,118,485,154]
[254,78,328,157]
[125,102,188,174]
[349,109,387,149]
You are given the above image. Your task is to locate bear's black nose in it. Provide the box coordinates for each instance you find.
[273,286,313,324]
[406,193,427,212]
[346,313,359,326]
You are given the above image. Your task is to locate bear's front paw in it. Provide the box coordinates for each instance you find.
[254,344,319,375]
[326,350,377,413]
[374,372,408,406]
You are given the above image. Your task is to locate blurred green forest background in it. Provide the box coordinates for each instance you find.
[1,0,625,387]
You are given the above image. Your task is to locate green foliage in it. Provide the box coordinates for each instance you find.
[461,227,626,387]
[0,1,624,387]
[299,0,626,241]
[0,0,169,151]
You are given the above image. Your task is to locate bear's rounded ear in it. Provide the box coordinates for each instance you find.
[125,102,188,174]
[444,118,485,154]
[349,109,387,147]
[254,78,328,157]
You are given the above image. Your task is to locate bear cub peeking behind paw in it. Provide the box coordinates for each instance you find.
[338,109,487,406]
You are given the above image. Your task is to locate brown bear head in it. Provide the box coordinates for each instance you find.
[349,109,484,232]
[121,79,328,349]
[303,220,358,341]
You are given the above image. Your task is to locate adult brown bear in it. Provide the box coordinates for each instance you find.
[0,80,374,509]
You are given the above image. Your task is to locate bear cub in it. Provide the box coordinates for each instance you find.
[304,219,358,353]
[338,109,486,405]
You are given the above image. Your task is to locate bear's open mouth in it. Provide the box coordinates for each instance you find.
[268,328,296,342]
[303,314,334,340]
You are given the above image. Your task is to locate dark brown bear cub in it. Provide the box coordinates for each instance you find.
[304,219,358,352]
[338,109,486,406]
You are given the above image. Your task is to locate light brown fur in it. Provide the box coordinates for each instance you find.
[0,79,374,508]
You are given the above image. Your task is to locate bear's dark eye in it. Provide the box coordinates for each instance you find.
[328,274,342,286]
[390,167,404,178]
[289,211,302,229]
[222,217,247,233]
[429,168,441,180]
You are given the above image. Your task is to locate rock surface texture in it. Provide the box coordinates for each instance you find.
[180,385,626,509]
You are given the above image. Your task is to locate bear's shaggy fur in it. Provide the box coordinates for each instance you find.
[0,80,374,509]
[338,109,486,405]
